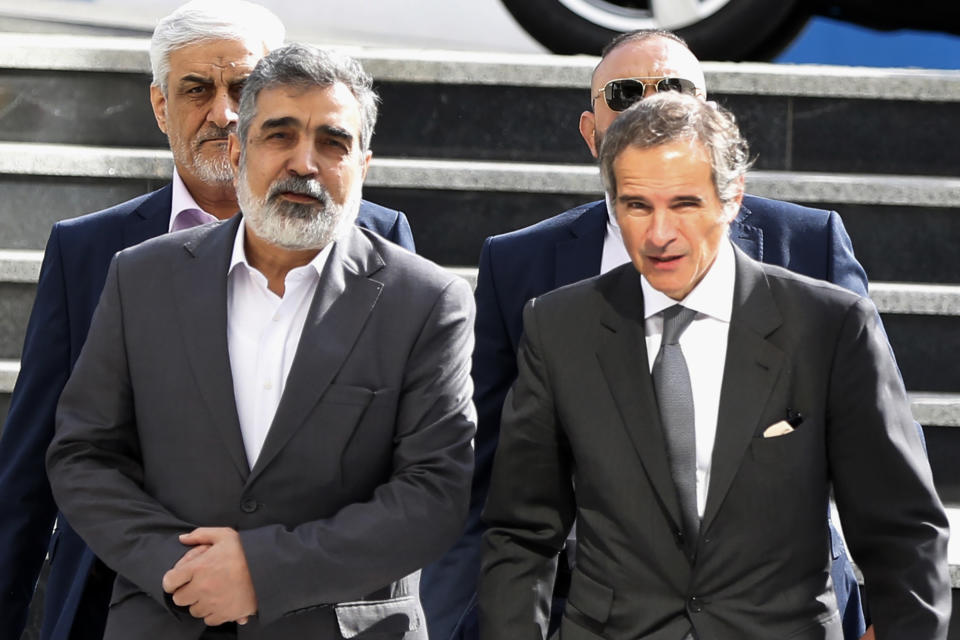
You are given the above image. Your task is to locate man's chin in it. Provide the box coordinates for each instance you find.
[190,157,234,185]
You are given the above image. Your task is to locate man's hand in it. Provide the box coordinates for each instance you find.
[860,625,875,640]
[162,527,257,626]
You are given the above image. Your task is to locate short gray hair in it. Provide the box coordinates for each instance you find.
[599,92,752,205]
[237,43,380,153]
[150,0,285,95]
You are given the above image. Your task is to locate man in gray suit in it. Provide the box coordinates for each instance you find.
[478,93,949,639]
[46,43,476,640]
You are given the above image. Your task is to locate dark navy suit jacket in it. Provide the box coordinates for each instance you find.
[0,184,415,640]
[421,195,869,640]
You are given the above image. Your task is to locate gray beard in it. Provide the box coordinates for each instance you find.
[168,123,235,187]
[191,153,234,185]
[237,168,360,251]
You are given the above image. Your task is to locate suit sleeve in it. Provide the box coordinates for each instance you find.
[0,225,71,637]
[421,236,519,640]
[825,210,868,297]
[46,254,198,614]
[827,298,950,639]
[823,209,927,452]
[478,299,575,640]
[238,276,476,625]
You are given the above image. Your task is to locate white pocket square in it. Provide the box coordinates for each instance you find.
[763,420,795,438]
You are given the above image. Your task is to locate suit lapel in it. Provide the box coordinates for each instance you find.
[729,203,761,261]
[555,201,606,288]
[122,184,173,248]
[595,266,684,530]
[173,216,249,481]
[701,247,785,533]
[248,227,385,482]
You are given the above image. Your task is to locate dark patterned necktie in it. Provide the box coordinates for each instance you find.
[652,304,699,554]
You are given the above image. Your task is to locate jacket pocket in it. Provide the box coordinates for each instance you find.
[785,608,842,639]
[566,569,614,626]
[322,384,379,406]
[334,594,424,638]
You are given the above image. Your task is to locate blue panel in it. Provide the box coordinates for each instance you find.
[776,16,960,70]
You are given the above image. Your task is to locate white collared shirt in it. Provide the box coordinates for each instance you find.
[226,222,333,468]
[641,239,736,518]
[600,193,631,275]
[168,169,219,232]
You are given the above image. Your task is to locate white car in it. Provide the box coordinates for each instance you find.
[0,0,957,60]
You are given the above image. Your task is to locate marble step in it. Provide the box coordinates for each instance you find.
[2,143,959,283]
[1,34,959,172]
[3,251,960,317]
[2,143,958,207]
[2,251,959,393]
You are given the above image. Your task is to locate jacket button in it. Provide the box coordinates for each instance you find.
[241,498,258,513]
[689,596,702,613]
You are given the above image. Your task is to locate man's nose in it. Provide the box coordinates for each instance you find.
[286,141,319,177]
[646,209,678,246]
[208,88,239,129]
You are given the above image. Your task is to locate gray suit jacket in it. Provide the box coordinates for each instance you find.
[47,216,476,639]
[478,245,949,640]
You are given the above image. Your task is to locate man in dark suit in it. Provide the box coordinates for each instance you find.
[479,92,949,640]
[46,43,472,639]
[421,30,868,640]
[0,4,414,640]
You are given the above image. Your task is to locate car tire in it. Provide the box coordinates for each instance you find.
[499,0,809,60]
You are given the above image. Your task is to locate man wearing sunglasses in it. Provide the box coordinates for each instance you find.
[421,29,876,640]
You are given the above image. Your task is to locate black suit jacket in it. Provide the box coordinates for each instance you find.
[0,184,415,640]
[422,195,870,640]
[479,246,949,640]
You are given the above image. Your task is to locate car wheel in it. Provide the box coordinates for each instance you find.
[499,0,809,60]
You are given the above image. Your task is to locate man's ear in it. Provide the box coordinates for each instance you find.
[579,110,599,159]
[228,133,242,178]
[149,85,168,135]
[360,150,372,182]
[725,175,746,222]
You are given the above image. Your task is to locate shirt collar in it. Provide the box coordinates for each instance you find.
[641,237,736,323]
[605,191,619,229]
[169,169,217,232]
[229,219,333,282]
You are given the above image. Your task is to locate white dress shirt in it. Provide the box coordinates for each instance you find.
[641,239,736,518]
[600,193,631,275]
[226,222,333,468]
[168,169,219,232]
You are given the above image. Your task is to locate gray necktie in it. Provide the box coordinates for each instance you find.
[652,304,699,554]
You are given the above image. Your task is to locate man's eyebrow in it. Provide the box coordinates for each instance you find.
[670,194,705,203]
[318,124,354,144]
[177,74,213,86]
[261,116,301,130]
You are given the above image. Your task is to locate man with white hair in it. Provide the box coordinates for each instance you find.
[47,43,473,639]
[0,3,413,639]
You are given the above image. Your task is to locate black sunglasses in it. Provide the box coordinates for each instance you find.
[594,76,699,111]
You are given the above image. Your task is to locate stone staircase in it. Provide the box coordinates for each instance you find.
[1,33,959,636]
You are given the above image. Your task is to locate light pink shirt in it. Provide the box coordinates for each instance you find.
[168,170,219,232]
